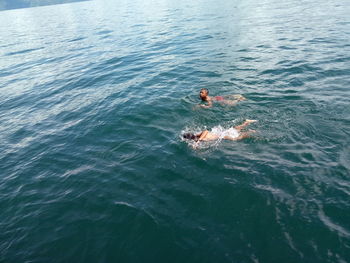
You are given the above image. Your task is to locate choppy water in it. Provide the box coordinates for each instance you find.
[1,0,350,262]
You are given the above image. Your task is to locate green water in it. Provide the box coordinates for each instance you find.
[0,0,349,262]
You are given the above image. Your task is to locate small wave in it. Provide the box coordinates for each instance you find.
[4,47,44,56]
[96,29,113,35]
[67,36,86,43]
[318,208,350,238]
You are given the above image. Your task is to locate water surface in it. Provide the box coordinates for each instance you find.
[1,0,350,262]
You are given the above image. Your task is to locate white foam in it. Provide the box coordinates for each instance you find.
[181,120,239,149]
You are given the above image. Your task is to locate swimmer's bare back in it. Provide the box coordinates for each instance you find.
[198,89,246,109]
[193,120,257,143]
[217,94,247,106]
[199,95,246,108]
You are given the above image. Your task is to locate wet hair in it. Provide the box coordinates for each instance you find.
[183,133,199,141]
[200,88,209,94]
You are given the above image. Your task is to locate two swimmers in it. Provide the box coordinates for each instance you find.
[184,89,254,147]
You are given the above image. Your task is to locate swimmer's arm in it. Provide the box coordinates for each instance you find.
[192,130,208,149]
[200,99,213,108]
[203,96,213,108]
[197,130,209,141]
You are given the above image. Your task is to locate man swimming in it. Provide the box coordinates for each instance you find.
[183,119,257,145]
[198,88,246,108]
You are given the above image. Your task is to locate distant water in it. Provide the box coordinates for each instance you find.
[1,0,349,262]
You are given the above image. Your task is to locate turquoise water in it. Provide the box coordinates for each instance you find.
[1,0,350,262]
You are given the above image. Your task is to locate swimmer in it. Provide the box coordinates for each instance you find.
[198,88,246,108]
[183,119,257,147]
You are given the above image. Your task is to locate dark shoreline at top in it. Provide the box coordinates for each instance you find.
[0,0,90,11]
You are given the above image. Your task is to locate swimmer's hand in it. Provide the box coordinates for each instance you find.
[245,119,257,123]
[193,104,210,110]
[200,104,211,108]
[195,104,211,109]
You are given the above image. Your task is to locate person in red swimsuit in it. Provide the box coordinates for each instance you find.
[198,88,246,108]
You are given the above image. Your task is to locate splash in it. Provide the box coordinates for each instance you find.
[180,120,239,149]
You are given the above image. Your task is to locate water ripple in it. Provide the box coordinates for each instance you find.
[1,0,350,262]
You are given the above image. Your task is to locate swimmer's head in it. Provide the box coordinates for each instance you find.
[183,133,199,141]
[199,88,209,100]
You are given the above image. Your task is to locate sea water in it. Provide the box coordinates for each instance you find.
[0,0,349,262]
